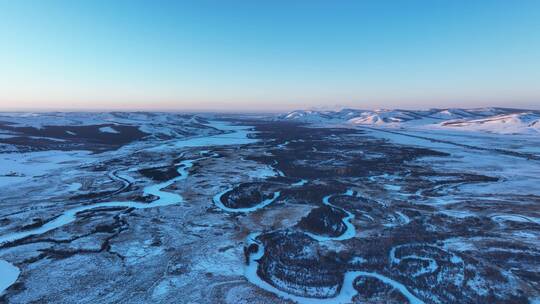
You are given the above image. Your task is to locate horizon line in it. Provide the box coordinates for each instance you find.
[1,105,539,114]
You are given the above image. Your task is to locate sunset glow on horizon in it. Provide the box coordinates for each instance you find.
[1,0,539,112]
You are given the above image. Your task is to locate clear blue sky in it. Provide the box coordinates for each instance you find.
[1,0,539,112]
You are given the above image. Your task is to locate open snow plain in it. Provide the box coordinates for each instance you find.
[0,110,539,303]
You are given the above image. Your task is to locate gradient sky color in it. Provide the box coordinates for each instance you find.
[1,0,539,112]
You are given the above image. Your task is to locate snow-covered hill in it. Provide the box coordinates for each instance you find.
[345,109,418,125]
[279,107,540,135]
[0,112,215,139]
[440,112,540,134]
[0,112,220,153]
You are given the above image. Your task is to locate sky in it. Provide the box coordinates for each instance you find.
[0,0,539,112]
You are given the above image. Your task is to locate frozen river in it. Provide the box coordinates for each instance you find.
[0,121,257,294]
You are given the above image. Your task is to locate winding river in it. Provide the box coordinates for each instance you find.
[0,121,257,294]
[0,121,425,303]
[304,190,357,242]
[245,234,425,304]
[213,189,281,213]
[241,188,425,303]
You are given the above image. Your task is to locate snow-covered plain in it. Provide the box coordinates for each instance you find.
[0,150,92,187]
[0,116,258,296]
[0,111,538,303]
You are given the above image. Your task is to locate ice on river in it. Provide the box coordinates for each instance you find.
[0,260,19,294]
[244,235,424,304]
[149,121,257,152]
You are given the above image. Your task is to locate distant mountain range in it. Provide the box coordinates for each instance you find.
[279,107,540,135]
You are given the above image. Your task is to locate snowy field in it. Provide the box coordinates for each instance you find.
[0,111,539,303]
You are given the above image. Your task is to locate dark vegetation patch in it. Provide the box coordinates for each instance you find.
[244,121,448,180]
[405,171,500,197]
[279,182,347,205]
[353,276,409,303]
[0,123,147,153]
[297,205,347,237]
[328,194,382,216]
[219,182,277,209]
[138,165,179,182]
[256,230,348,298]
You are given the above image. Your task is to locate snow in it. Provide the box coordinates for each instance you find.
[0,112,234,142]
[0,150,92,187]
[280,107,540,135]
[442,237,477,252]
[305,191,356,242]
[98,126,119,134]
[247,166,280,179]
[277,140,290,149]
[439,112,540,134]
[384,184,402,191]
[0,157,191,245]
[0,260,19,294]
[191,245,243,276]
[0,120,259,246]
[361,125,540,197]
[351,257,367,264]
[395,211,411,225]
[281,110,337,123]
[0,112,179,129]
[152,279,174,298]
[149,121,257,152]
[245,234,425,304]
[292,179,308,187]
[54,182,83,195]
[0,112,106,128]
[466,275,489,296]
[347,109,416,126]
[491,214,540,224]
[213,189,281,213]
